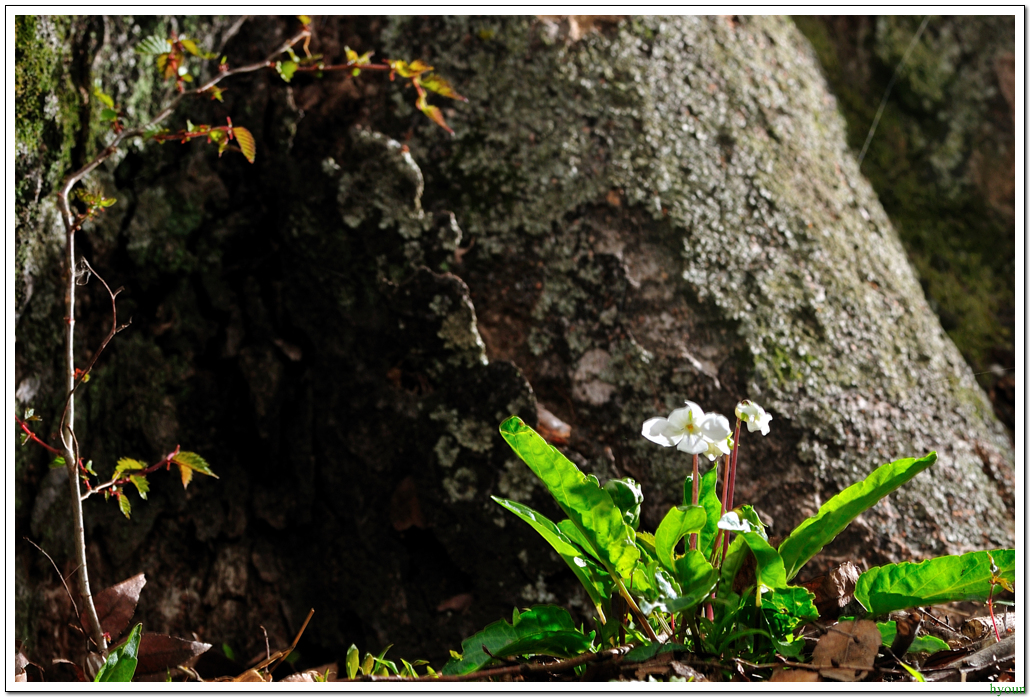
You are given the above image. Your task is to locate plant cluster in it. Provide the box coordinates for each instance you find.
[427,403,1016,681]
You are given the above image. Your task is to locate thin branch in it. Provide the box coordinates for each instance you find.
[24,538,82,622]
[14,416,64,456]
[82,445,180,501]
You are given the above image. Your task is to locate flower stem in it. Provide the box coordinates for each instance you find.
[721,419,743,562]
[689,454,700,551]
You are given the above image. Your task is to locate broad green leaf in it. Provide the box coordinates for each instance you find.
[736,505,769,541]
[232,127,257,163]
[556,519,600,562]
[654,505,706,574]
[492,497,613,607]
[499,417,639,580]
[667,550,718,613]
[738,531,786,594]
[720,536,748,590]
[623,642,690,662]
[118,493,132,519]
[418,73,467,101]
[345,644,359,679]
[762,586,818,636]
[634,530,657,558]
[685,467,722,557]
[136,35,170,55]
[95,623,142,681]
[129,475,149,500]
[604,478,643,530]
[442,604,594,676]
[778,452,937,581]
[854,549,1014,616]
[876,622,950,655]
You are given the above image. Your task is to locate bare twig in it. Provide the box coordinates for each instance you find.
[24,538,82,623]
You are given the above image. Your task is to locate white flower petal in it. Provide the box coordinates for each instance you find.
[642,417,677,447]
[676,433,708,454]
[701,413,731,441]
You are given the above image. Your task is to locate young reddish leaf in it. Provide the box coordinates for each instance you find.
[129,474,149,500]
[231,127,257,163]
[204,85,225,102]
[135,633,212,676]
[419,73,467,102]
[416,96,454,135]
[117,492,132,519]
[81,573,146,640]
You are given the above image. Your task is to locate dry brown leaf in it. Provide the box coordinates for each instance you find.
[234,668,271,682]
[811,619,881,681]
[797,562,860,620]
[82,573,145,640]
[769,669,821,682]
[136,632,212,675]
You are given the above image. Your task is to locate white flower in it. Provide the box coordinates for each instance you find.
[735,399,772,436]
[702,432,733,462]
[642,402,731,456]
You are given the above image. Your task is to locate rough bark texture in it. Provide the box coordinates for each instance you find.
[14,15,1014,672]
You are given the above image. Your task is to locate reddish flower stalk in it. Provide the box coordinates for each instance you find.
[721,419,743,562]
[689,453,700,551]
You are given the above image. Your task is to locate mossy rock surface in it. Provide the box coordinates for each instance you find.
[14,15,1013,671]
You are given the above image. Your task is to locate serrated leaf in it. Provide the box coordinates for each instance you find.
[442,604,594,675]
[171,451,217,477]
[499,416,639,581]
[118,493,132,519]
[854,549,1015,616]
[418,101,454,135]
[391,59,432,78]
[345,644,359,679]
[50,456,66,469]
[136,35,171,55]
[114,458,145,477]
[232,127,257,163]
[418,73,467,101]
[778,453,937,581]
[492,497,613,608]
[277,60,298,82]
[654,504,706,574]
[129,475,149,500]
[95,623,142,682]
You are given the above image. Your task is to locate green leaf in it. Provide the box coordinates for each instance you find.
[441,604,594,676]
[492,497,612,607]
[222,643,235,661]
[114,457,145,477]
[688,467,722,558]
[232,127,257,163]
[84,460,96,476]
[93,85,114,108]
[117,493,132,519]
[499,416,639,581]
[24,407,35,420]
[95,623,142,682]
[49,456,66,469]
[738,531,787,594]
[345,644,359,679]
[899,661,926,682]
[623,641,690,663]
[100,108,118,121]
[778,452,937,581]
[603,478,643,530]
[171,451,217,478]
[418,73,467,101]
[277,60,298,82]
[720,536,748,590]
[667,550,718,613]
[654,505,706,574]
[855,549,1014,615]
[762,586,818,636]
[876,622,950,655]
[136,35,170,55]
[129,475,149,500]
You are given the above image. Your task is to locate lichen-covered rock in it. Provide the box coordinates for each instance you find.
[14,14,1013,671]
